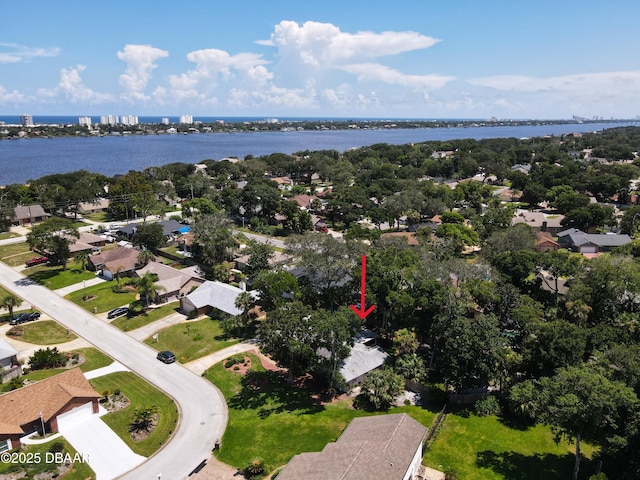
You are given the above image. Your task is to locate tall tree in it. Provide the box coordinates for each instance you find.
[26,217,79,270]
[510,365,639,480]
[191,212,238,266]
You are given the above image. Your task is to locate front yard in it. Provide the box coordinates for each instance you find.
[110,302,181,331]
[66,281,136,313]
[89,371,178,457]
[26,261,95,290]
[143,317,239,363]
[9,320,77,345]
[0,242,33,267]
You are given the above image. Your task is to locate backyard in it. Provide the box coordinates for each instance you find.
[206,353,598,479]
[143,317,239,363]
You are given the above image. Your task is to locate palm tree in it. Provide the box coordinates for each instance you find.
[234,291,255,335]
[1,294,22,319]
[137,249,156,267]
[134,273,164,308]
[75,250,90,271]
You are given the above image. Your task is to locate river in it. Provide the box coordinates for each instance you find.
[0,122,636,185]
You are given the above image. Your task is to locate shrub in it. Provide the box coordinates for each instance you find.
[244,457,265,476]
[48,442,64,454]
[474,395,501,417]
[114,388,121,396]
[128,300,145,316]
[28,347,67,370]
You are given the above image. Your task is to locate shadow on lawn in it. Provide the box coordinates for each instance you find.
[476,450,587,480]
[228,370,324,419]
[28,267,84,284]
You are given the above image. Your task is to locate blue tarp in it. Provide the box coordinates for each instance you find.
[178,226,191,233]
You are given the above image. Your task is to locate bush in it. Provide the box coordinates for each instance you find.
[474,395,502,417]
[128,300,145,316]
[244,457,265,476]
[28,347,67,370]
[48,442,64,454]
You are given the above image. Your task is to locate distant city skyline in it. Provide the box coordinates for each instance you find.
[1,1,640,119]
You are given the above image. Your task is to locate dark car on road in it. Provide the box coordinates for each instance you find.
[107,307,129,319]
[157,351,176,364]
[9,312,40,325]
[25,256,49,267]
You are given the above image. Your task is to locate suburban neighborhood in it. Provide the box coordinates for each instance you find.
[2,126,640,479]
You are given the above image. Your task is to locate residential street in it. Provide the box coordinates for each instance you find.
[0,262,227,480]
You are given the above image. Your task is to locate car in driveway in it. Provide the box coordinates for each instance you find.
[25,256,49,267]
[9,311,40,325]
[107,307,129,319]
[157,351,176,364]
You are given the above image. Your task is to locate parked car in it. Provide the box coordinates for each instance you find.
[106,307,129,319]
[157,351,176,364]
[25,256,49,267]
[9,312,39,325]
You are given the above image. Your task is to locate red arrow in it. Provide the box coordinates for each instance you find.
[350,254,376,320]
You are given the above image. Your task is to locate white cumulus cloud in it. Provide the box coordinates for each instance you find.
[341,63,455,89]
[258,20,439,66]
[117,44,169,100]
[0,85,28,105]
[37,65,113,104]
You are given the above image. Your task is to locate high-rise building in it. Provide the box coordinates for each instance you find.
[161,117,170,125]
[120,115,139,126]
[99,115,119,125]
[20,114,33,126]
[78,116,92,127]
[179,115,193,124]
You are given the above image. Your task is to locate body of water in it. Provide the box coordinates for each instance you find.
[0,122,637,185]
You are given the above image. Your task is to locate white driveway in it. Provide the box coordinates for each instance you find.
[58,408,146,480]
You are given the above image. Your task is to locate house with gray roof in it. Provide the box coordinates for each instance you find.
[340,330,389,388]
[12,205,48,225]
[557,229,632,253]
[277,413,427,480]
[135,262,204,302]
[180,280,257,317]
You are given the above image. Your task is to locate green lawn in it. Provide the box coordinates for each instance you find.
[205,353,437,474]
[0,348,113,393]
[66,281,136,313]
[111,302,181,331]
[144,317,239,362]
[90,371,178,457]
[423,409,597,480]
[17,320,78,345]
[26,261,95,290]
[0,231,19,240]
[0,242,33,267]
[0,438,94,480]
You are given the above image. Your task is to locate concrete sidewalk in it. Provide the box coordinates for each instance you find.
[125,311,188,341]
[183,341,257,375]
[83,361,130,380]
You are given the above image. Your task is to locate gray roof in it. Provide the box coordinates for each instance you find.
[13,204,47,220]
[118,219,184,237]
[277,414,427,480]
[184,281,256,316]
[0,339,18,360]
[340,331,389,384]
[567,232,632,248]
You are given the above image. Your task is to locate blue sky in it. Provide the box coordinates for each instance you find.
[1,0,639,119]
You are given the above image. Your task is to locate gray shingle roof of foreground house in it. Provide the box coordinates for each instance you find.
[277,413,428,480]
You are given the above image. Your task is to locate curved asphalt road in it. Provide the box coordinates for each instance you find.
[0,262,227,480]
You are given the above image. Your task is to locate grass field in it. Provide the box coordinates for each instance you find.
[90,371,178,457]
[0,231,19,240]
[110,302,181,331]
[66,281,136,313]
[18,320,78,344]
[205,353,437,473]
[143,317,239,362]
[423,409,597,480]
[0,242,33,266]
[26,261,95,290]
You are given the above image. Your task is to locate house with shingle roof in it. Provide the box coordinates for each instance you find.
[0,340,20,385]
[277,413,428,480]
[0,368,101,452]
[88,246,142,280]
[556,229,632,253]
[12,205,49,226]
[512,210,565,235]
[180,281,258,317]
[134,261,204,302]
